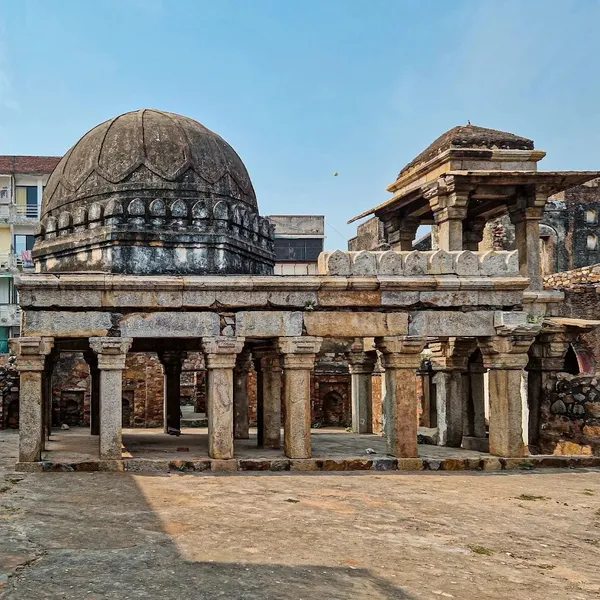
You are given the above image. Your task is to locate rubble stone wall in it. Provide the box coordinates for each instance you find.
[540,372,600,456]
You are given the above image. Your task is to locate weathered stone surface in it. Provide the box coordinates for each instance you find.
[380,291,420,306]
[408,311,495,337]
[210,459,238,472]
[290,459,320,471]
[36,109,275,276]
[454,251,479,276]
[397,458,424,471]
[372,458,398,470]
[235,311,303,337]
[317,290,382,307]
[304,312,408,337]
[120,312,220,337]
[23,311,113,337]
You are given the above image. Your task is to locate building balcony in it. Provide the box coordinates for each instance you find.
[0,203,40,223]
[0,252,34,272]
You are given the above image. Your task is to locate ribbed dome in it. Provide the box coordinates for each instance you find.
[43,109,257,219]
[34,110,274,276]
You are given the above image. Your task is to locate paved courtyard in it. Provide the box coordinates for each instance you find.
[0,429,599,599]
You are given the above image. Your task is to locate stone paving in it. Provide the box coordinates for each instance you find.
[0,428,599,599]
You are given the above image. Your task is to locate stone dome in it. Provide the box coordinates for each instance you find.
[400,124,534,177]
[43,109,258,219]
[34,109,275,276]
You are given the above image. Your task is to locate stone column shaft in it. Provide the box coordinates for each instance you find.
[348,350,377,434]
[203,337,245,459]
[90,337,132,460]
[233,351,252,440]
[159,351,186,435]
[481,336,534,457]
[10,337,54,463]
[278,337,322,459]
[468,365,487,438]
[376,336,426,458]
[255,351,282,449]
[84,352,100,436]
[432,370,464,447]
[510,201,546,291]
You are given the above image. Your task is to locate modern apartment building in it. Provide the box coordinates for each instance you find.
[267,215,325,275]
[0,155,61,351]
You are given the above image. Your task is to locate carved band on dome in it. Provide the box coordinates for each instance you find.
[36,196,275,252]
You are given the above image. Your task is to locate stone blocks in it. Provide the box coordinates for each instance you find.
[304,312,408,337]
[120,312,220,338]
[317,249,520,277]
[235,311,303,337]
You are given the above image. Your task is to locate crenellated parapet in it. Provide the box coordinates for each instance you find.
[33,195,276,275]
[37,196,275,250]
[318,249,519,277]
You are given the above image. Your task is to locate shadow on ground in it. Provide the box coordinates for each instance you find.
[0,443,413,600]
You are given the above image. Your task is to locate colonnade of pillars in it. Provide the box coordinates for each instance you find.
[12,330,549,463]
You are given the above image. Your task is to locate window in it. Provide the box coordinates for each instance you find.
[15,186,39,218]
[14,234,35,267]
[0,278,13,304]
[587,234,598,251]
[274,238,323,262]
[585,209,598,224]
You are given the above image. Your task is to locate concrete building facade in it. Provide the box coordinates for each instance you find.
[0,156,60,351]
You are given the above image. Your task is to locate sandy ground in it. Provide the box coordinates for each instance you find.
[0,429,599,599]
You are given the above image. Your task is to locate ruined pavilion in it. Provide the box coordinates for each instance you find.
[11,115,600,471]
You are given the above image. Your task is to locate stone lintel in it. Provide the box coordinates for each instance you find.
[235,311,303,337]
[89,337,132,370]
[304,312,408,337]
[120,312,220,338]
[10,337,54,371]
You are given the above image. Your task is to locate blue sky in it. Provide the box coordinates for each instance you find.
[1,0,599,247]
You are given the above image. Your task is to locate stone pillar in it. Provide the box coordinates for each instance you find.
[480,335,535,457]
[429,338,474,447]
[233,350,252,440]
[462,219,486,251]
[278,337,322,459]
[84,350,100,436]
[376,336,426,458]
[159,350,186,435]
[383,216,420,251]
[202,337,245,459]
[509,193,547,291]
[347,344,377,433]
[467,361,487,438]
[431,371,464,446]
[10,337,54,462]
[425,178,469,251]
[89,337,132,460]
[254,346,282,449]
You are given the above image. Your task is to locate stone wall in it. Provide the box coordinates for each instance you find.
[348,217,383,251]
[544,264,600,289]
[540,372,600,455]
[52,352,91,426]
[122,353,164,427]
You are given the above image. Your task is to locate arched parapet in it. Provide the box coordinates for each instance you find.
[104,199,124,227]
[57,211,73,237]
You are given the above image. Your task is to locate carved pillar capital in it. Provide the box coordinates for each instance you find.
[202,336,245,369]
[10,337,54,371]
[479,334,535,370]
[375,336,426,369]
[234,349,254,374]
[347,350,378,375]
[278,336,322,369]
[158,349,187,373]
[429,337,476,372]
[89,337,132,370]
